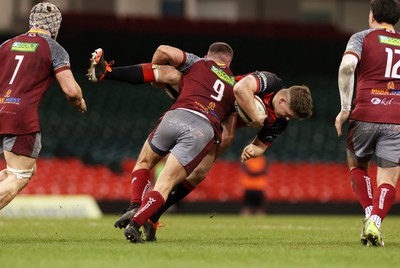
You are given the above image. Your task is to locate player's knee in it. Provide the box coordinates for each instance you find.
[7,166,34,180]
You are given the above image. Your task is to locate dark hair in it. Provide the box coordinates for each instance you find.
[371,0,400,25]
[287,85,313,119]
[208,42,234,63]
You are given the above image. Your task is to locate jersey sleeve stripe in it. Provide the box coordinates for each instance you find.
[344,51,360,61]
[54,65,70,74]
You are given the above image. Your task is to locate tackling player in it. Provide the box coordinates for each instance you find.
[90,42,256,243]
[88,49,312,242]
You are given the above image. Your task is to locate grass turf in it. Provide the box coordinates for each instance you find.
[0,214,399,268]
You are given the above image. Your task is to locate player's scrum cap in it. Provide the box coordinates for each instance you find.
[29,2,62,39]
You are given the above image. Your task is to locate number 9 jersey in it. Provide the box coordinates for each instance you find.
[0,30,70,135]
[170,53,236,144]
[344,27,400,124]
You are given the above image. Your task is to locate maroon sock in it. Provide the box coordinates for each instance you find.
[371,183,396,221]
[130,169,151,204]
[350,168,373,209]
[132,190,165,226]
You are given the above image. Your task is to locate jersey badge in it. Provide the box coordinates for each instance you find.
[378,35,400,47]
[210,65,235,86]
[11,42,39,52]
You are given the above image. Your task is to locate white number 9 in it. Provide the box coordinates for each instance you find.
[211,79,225,101]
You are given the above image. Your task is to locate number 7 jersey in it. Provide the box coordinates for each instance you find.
[344,27,400,124]
[0,30,70,135]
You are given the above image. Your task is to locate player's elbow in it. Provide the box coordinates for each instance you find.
[339,55,357,76]
[339,62,355,76]
[154,45,171,60]
[233,83,244,98]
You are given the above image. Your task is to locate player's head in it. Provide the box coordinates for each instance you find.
[370,0,400,26]
[206,42,234,67]
[29,2,62,40]
[276,85,313,120]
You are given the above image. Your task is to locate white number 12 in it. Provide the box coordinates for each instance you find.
[9,55,24,85]
[384,47,400,79]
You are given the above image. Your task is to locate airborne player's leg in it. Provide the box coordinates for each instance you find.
[87,48,180,99]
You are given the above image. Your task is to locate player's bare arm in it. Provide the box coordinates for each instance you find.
[234,75,267,128]
[335,53,358,137]
[55,70,87,113]
[241,137,268,162]
[151,45,186,67]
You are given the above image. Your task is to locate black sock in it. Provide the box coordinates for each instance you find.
[104,65,145,84]
[149,182,193,223]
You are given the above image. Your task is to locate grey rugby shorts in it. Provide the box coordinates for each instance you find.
[0,132,42,159]
[347,120,400,167]
[148,109,215,175]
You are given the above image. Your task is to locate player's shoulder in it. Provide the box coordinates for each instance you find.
[253,71,282,84]
[350,28,379,41]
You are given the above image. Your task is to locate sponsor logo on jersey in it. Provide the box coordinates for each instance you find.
[210,65,235,86]
[11,42,39,52]
[194,100,220,120]
[4,89,12,98]
[378,35,400,46]
[371,97,394,105]
[370,81,400,95]
[0,89,21,105]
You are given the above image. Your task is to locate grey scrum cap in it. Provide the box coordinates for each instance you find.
[29,2,62,39]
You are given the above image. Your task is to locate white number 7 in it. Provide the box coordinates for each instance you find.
[9,55,24,85]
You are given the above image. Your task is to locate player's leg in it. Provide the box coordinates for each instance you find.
[0,151,36,210]
[0,133,40,210]
[144,145,217,241]
[125,153,188,243]
[87,48,181,90]
[113,140,164,229]
[151,111,236,215]
[0,169,8,183]
[346,120,376,245]
[347,151,373,218]
[144,114,237,240]
[363,123,400,246]
[125,110,214,243]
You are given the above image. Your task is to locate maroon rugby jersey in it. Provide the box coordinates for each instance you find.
[344,27,400,124]
[0,29,70,135]
[171,59,236,143]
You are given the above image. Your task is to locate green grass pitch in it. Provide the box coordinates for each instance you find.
[1,214,399,268]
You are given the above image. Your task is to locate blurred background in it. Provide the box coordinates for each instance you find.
[1,0,398,215]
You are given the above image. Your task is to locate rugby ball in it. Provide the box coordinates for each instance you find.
[234,95,266,124]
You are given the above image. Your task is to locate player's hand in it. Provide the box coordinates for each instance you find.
[241,144,264,162]
[78,98,87,113]
[335,110,350,137]
[248,114,267,128]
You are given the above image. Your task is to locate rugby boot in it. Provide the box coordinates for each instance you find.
[113,202,140,229]
[124,222,145,243]
[87,48,113,82]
